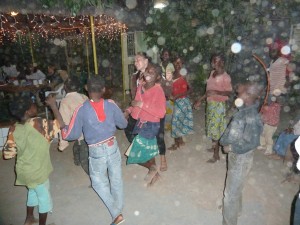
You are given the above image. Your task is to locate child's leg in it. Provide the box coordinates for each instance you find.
[24,206,38,225]
[38,213,47,225]
[259,124,267,148]
[264,125,277,155]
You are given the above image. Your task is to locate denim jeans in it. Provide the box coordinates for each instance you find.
[223,150,254,225]
[294,195,300,225]
[89,138,123,221]
[273,132,298,156]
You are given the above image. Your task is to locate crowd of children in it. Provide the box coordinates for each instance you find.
[2,44,299,225]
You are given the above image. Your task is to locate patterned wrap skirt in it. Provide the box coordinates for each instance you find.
[171,97,194,138]
[126,135,159,164]
[206,101,227,140]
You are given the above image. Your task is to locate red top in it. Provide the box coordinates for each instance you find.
[129,84,166,123]
[172,76,188,98]
[260,102,281,126]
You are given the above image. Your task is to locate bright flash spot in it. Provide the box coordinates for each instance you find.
[272,89,282,96]
[134,211,140,216]
[283,106,290,112]
[102,59,110,68]
[231,42,242,54]
[146,17,153,24]
[207,27,214,35]
[126,0,137,9]
[281,45,291,55]
[266,38,273,45]
[180,68,187,76]
[235,98,244,107]
[10,11,18,16]
[157,36,165,45]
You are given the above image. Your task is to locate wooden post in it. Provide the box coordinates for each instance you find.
[90,16,98,75]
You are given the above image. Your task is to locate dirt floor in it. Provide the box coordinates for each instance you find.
[0,107,299,225]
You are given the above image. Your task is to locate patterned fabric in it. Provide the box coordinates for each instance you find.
[171,97,193,138]
[126,135,159,164]
[269,57,289,95]
[206,101,227,140]
[260,102,281,126]
[165,100,174,130]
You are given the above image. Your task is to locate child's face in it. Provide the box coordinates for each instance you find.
[143,67,158,84]
[211,56,224,70]
[135,55,148,72]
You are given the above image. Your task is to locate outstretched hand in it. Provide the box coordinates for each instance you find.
[45,95,57,108]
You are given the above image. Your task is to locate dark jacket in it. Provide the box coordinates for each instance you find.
[220,103,263,154]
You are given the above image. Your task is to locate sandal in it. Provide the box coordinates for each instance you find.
[111,214,125,225]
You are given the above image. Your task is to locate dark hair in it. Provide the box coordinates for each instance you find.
[160,48,171,61]
[9,97,32,121]
[87,75,105,93]
[210,53,225,63]
[145,63,162,76]
[64,76,81,93]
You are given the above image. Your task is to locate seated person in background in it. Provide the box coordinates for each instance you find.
[271,117,300,160]
[25,63,46,81]
[46,64,64,90]
[58,64,69,82]
[1,61,19,81]
[46,64,65,104]
[257,97,281,156]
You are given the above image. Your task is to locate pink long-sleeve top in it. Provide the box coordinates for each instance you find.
[206,71,232,102]
[129,83,166,123]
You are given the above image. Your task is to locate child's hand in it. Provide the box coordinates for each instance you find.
[223,145,232,153]
[124,111,130,120]
[166,71,173,81]
[193,100,200,109]
[45,95,57,108]
[131,100,143,108]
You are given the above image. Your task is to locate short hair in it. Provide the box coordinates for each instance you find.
[145,63,162,77]
[87,75,105,93]
[9,97,32,121]
[64,76,81,92]
[136,52,152,62]
[210,53,225,63]
[238,82,264,100]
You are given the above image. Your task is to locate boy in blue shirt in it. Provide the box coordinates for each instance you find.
[46,75,127,225]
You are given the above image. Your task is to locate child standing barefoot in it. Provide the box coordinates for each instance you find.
[3,98,59,225]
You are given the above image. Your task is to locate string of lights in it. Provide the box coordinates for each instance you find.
[0,12,127,45]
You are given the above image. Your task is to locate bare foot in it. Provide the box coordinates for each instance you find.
[24,216,38,225]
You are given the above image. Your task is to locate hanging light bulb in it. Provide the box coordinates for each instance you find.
[154,0,169,9]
